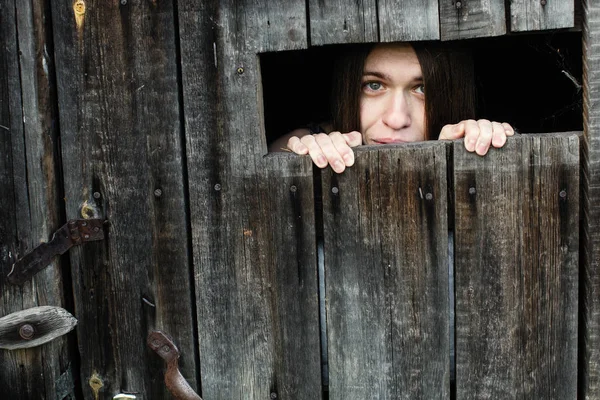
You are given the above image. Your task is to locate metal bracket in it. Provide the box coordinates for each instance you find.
[7,219,105,285]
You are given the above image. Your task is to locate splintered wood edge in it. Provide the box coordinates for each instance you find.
[0,306,77,350]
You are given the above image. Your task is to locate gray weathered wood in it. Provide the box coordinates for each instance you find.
[440,0,506,41]
[0,306,77,350]
[50,1,197,398]
[179,0,321,398]
[581,0,600,397]
[378,0,440,41]
[510,0,575,32]
[323,143,449,400]
[0,0,74,398]
[308,0,378,45]
[454,134,579,399]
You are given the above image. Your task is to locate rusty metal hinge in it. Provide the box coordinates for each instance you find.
[7,219,105,285]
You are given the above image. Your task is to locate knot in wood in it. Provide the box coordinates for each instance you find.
[19,324,35,340]
[73,0,86,16]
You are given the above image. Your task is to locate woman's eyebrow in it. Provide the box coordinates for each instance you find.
[362,71,423,82]
[362,71,391,80]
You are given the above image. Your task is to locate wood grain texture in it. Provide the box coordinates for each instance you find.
[510,0,575,32]
[581,0,600,397]
[50,1,197,398]
[378,0,440,41]
[308,0,378,45]
[439,0,506,41]
[323,143,449,400]
[454,134,579,399]
[0,306,77,350]
[179,0,321,398]
[0,0,74,398]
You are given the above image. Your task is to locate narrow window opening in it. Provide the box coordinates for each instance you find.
[260,31,582,148]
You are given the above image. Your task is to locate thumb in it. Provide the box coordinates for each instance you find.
[343,131,363,147]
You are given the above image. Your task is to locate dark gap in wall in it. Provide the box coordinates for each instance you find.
[171,0,203,396]
[260,31,583,147]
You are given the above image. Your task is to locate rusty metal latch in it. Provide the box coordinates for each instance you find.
[148,331,202,400]
[7,219,105,285]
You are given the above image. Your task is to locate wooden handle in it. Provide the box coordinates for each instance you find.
[0,306,77,350]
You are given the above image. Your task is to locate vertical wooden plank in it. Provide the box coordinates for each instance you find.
[510,0,575,32]
[50,1,197,398]
[308,0,378,45]
[0,1,75,398]
[581,0,600,397]
[179,1,321,398]
[439,0,506,41]
[454,134,579,399]
[324,143,449,400]
[378,0,440,41]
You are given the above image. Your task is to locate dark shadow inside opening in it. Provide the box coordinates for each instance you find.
[260,31,583,147]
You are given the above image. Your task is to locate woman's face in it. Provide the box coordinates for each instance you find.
[360,43,426,145]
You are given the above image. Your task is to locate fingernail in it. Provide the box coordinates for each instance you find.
[343,154,352,163]
[334,160,344,171]
[317,156,327,166]
[476,143,487,154]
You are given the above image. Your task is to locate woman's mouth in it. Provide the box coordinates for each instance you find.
[373,138,409,144]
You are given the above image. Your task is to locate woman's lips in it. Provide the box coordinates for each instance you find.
[373,138,409,144]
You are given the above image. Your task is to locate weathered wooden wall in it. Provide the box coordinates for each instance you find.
[454,134,579,398]
[581,0,600,398]
[178,1,322,398]
[323,143,449,399]
[49,0,197,397]
[0,0,587,399]
[0,1,76,398]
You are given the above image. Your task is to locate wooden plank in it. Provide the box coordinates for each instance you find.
[308,0,378,45]
[0,0,75,398]
[439,0,506,41]
[454,134,579,399]
[178,1,321,398]
[323,143,449,400]
[581,0,600,397]
[378,0,440,41]
[510,0,575,32]
[50,1,197,398]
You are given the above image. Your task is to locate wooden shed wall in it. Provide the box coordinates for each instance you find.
[0,1,595,399]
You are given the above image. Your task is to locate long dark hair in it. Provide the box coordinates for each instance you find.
[330,42,477,140]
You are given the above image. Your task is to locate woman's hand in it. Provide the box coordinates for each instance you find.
[287,131,363,173]
[439,119,515,155]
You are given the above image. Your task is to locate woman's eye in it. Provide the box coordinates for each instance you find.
[414,84,425,94]
[365,82,383,91]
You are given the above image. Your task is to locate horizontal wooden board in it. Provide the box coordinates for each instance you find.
[308,0,378,45]
[379,0,440,41]
[440,0,506,41]
[510,0,575,32]
[323,142,449,400]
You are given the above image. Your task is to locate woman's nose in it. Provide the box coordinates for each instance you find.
[382,92,411,130]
